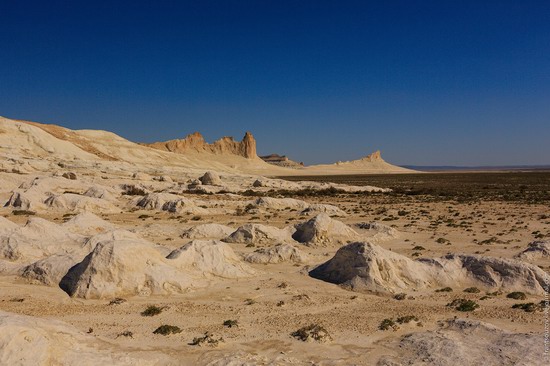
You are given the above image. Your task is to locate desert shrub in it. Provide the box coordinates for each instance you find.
[12,210,36,216]
[122,185,146,196]
[435,287,453,293]
[396,315,418,324]
[379,319,398,331]
[511,302,544,312]
[507,292,527,300]
[394,293,407,300]
[153,325,181,335]
[447,299,479,312]
[108,298,127,305]
[291,324,331,342]
[189,332,223,346]
[141,305,164,316]
[463,287,480,293]
[116,331,133,338]
[223,320,238,328]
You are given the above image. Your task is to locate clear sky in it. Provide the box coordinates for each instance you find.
[1,1,549,166]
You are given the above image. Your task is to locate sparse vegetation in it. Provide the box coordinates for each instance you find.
[463,287,480,293]
[507,292,527,300]
[394,293,407,300]
[511,303,537,312]
[379,318,398,331]
[116,331,133,338]
[189,332,223,346]
[12,210,36,216]
[280,172,550,203]
[141,305,164,316]
[108,298,127,305]
[153,325,182,335]
[396,315,419,324]
[223,319,238,328]
[435,287,453,293]
[291,324,332,342]
[447,298,479,312]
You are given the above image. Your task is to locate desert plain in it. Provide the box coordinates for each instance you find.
[0,116,548,365]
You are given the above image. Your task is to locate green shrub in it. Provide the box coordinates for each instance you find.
[511,302,544,312]
[394,293,407,300]
[463,287,480,293]
[379,318,398,331]
[116,331,133,338]
[223,320,238,328]
[108,298,126,305]
[153,325,181,335]
[141,305,164,317]
[189,332,223,346]
[507,292,527,300]
[396,315,418,324]
[447,299,479,312]
[291,324,332,342]
[12,210,36,216]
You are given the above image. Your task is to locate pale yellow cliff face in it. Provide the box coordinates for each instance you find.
[147,131,258,159]
[2,116,413,176]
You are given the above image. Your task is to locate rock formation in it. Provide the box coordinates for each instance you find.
[148,131,257,159]
[199,171,223,186]
[243,244,309,264]
[60,237,254,299]
[515,240,550,261]
[0,311,166,365]
[377,318,544,366]
[223,224,296,246]
[310,242,550,295]
[293,213,359,246]
[260,154,304,168]
[181,223,235,240]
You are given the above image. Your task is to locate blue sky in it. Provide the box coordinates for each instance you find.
[1,1,549,166]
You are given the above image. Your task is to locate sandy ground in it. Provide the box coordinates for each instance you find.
[0,116,547,365]
[1,189,547,365]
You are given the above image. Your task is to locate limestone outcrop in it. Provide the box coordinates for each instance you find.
[148,131,257,159]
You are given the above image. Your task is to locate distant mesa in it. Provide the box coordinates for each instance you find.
[0,115,413,174]
[335,150,383,165]
[260,154,304,169]
[147,131,257,159]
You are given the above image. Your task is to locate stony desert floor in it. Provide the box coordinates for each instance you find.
[0,171,548,365]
